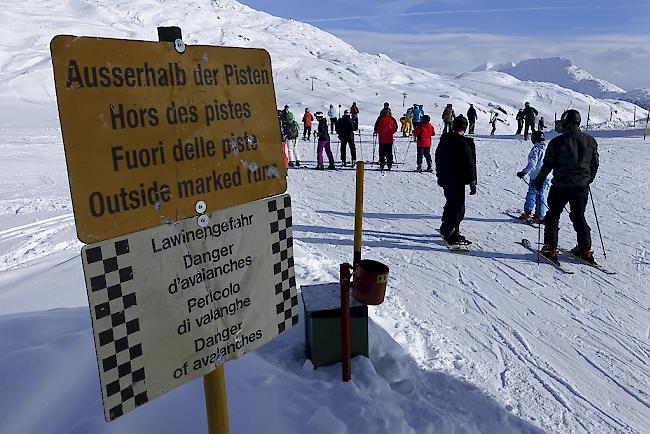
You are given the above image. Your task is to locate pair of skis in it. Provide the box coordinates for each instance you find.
[521,239,616,275]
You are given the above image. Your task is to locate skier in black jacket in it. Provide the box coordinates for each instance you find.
[533,109,599,262]
[435,115,477,245]
[522,102,538,140]
[336,110,356,166]
[467,104,477,134]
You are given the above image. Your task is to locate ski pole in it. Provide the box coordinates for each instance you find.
[589,186,607,259]
[402,137,412,165]
[372,134,377,163]
[537,218,541,265]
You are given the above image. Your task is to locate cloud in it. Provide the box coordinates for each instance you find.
[330,30,650,89]
[305,4,648,23]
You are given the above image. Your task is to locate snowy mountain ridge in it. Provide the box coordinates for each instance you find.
[477,57,650,109]
[0,0,645,129]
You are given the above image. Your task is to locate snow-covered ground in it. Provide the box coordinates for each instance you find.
[1,1,649,433]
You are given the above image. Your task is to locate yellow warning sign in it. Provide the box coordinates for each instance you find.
[51,35,286,243]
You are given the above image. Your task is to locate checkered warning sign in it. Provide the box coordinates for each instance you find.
[82,194,297,421]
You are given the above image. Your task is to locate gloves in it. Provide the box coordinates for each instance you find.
[517,171,525,179]
[469,183,477,195]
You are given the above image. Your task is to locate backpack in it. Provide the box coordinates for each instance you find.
[287,121,299,139]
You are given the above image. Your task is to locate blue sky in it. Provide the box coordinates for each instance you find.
[238,0,650,89]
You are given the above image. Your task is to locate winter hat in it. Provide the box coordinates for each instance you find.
[380,108,390,116]
[315,111,324,118]
[452,114,468,131]
[344,110,350,115]
[531,130,545,143]
[422,115,431,123]
[305,108,309,112]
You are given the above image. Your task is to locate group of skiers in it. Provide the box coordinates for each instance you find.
[278,102,600,263]
[436,107,599,264]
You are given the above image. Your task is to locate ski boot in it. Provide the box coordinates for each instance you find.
[425,164,432,172]
[295,161,301,167]
[532,213,544,224]
[288,161,294,168]
[570,247,595,264]
[416,165,422,173]
[327,164,336,170]
[315,165,324,170]
[540,244,559,262]
[517,211,532,221]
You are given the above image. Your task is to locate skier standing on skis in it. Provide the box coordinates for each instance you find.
[285,111,301,167]
[489,112,499,135]
[302,108,314,141]
[533,109,599,262]
[374,108,398,170]
[442,103,455,133]
[413,114,435,172]
[435,115,477,245]
[350,102,359,131]
[516,130,549,222]
[315,112,336,170]
[411,104,423,130]
[336,109,356,166]
[328,104,338,134]
[515,109,524,135]
[467,104,477,134]
[522,102,538,140]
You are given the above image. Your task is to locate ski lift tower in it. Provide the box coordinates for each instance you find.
[402,92,408,107]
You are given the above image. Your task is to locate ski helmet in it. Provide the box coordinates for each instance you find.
[422,114,431,123]
[452,114,468,131]
[561,109,581,126]
[531,130,545,143]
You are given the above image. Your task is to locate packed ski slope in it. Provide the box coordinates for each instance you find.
[0,1,649,433]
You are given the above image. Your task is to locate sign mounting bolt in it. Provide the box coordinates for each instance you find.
[197,214,209,227]
[195,200,207,214]
[174,39,186,54]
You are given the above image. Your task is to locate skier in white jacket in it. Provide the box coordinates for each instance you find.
[516,130,550,222]
[328,104,338,134]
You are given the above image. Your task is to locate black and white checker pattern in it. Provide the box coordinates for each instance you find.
[268,195,299,333]
[83,238,148,421]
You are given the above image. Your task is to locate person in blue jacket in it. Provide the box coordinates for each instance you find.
[516,130,549,222]
[411,104,424,130]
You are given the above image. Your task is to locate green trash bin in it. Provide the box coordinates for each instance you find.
[301,282,369,368]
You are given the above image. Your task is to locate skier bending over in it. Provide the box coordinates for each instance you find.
[435,115,477,245]
[516,130,549,222]
[533,109,599,262]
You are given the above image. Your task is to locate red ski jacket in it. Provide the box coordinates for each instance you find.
[413,122,436,148]
[374,115,398,144]
[302,112,314,127]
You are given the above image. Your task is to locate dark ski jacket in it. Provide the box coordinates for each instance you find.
[317,118,329,140]
[435,132,477,187]
[535,126,599,189]
[522,106,538,122]
[516,110,525,121]
[336,114,354,139]
[467,106,477,122]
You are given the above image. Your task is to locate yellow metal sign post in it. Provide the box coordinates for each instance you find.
[51,35,286,243]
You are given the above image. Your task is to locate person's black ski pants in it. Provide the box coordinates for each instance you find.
[378,143,393,168]
[440,183,466,238]
[544,185,591,250]
[303,125,311,140]
[523,120,535,140]
[416,147,431,167]
[468,121,475,134]
[443,121,453,134]
[516,120,523,135]
[340,136,356,163]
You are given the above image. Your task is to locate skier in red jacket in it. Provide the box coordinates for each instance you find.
[373,108,398,170]
[302,108,314,140]
[412,114,436,172]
